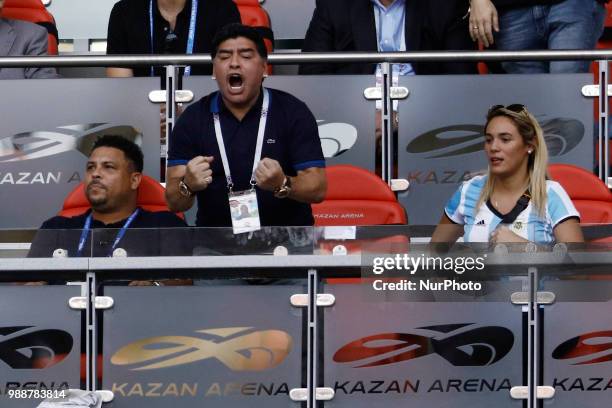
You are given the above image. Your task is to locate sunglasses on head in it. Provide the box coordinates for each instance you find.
[488,104,527,115]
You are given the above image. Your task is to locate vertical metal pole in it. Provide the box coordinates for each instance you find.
[532,266,542,408]
[307,269,318,408]
[85,271,96,391]
[598,60,609,183]
[381,62,393,184]
[605,62,610,185]
[527,266,538,408]
[163,65,179,182]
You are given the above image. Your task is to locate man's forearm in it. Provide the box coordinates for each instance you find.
[165,185,196,212]
[287,169,327,204]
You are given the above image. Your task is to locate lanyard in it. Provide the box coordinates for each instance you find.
[213,88,270,192]
[149,0,198,77]
[76,208,141,257]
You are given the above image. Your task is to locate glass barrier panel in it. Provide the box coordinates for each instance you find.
[100,281,307,408]
[539,244,612,408]
[0,77,162,230]
[88,227,316,257]
[397,74,594,225]
[320,242,530,407]
[0,285,84,408]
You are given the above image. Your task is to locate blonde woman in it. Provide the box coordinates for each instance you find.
[432,104,584,244]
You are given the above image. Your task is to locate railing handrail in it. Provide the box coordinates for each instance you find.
[1,49,611,68]
[2,252,612,271]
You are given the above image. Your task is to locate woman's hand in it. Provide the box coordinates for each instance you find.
[469,0,499,47]
[490,226,528,243]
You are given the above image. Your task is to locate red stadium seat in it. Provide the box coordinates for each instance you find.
[548,164,612,223]
[477,43,489,75]
[59,174,184,219]
[313,165,408,264]
[313,165,407,226]
[233,0,273,74]
[2,0,58,55]
[548,164,612,243]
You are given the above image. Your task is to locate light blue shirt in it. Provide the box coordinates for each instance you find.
[371,0,414,75]
[444,175,580,244]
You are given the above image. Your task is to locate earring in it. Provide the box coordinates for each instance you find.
[263,73,268,78]
[211,75,216,80]
[528,150,533,154]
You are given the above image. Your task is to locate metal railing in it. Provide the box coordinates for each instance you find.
[0,49,609,183]
[1,49,612,67]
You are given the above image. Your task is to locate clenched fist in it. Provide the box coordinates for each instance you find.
[183,156,214,192]
[254,158,285,192]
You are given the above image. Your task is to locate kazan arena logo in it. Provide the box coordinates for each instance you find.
[552,330,612,365]
[317,121,358,158]
[1,121,356,161]
[334,323,514,368]
[111,327,292,372]
[406,118,584,159]
[0,326,73,369]
[0,124,142,163]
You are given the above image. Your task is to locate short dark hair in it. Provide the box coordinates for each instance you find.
[211,23,268,60]
[91,135,144,173]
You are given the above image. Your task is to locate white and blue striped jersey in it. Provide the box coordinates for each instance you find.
[444,175,580,244]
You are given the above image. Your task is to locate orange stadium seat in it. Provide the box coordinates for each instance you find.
[313,165,408,264]
[313,165,407,226]
[59,174,184,219]
[548,164,612,243]
[2,0,58,55]
[477,43,489,75]
[233,0,273,74]
[548,164,612,223]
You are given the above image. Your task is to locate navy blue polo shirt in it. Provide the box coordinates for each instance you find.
[168,88,325,227]
[28,209,188,257]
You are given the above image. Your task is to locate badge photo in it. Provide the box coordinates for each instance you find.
[229,190,261,234]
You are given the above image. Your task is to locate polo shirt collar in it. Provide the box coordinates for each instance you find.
[87,207,142,228]
[210,87,265,119]
[154,0,193,23]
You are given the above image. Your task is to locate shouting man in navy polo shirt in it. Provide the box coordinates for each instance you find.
[166,24,327,235]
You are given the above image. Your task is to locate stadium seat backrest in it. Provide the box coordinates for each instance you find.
[2,0,58,55]
[313,165,407,226]
[548,163,612,223]
[59,174,184,219]
[314,165,408,280]
[233,0,273,74]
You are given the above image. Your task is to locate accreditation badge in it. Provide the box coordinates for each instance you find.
[229,190,261,234]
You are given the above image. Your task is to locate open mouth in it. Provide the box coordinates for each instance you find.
[228,74,243,90]
[490,158,503,165]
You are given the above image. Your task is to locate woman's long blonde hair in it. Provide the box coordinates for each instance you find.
[477,105,549,215]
